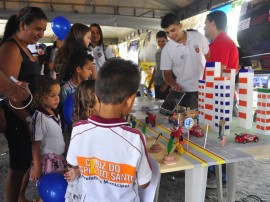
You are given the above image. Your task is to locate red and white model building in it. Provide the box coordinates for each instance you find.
[256,88,270,135]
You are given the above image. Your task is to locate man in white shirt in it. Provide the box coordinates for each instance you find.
[160,13,209,109]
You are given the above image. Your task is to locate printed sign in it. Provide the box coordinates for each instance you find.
[184,117,194,129]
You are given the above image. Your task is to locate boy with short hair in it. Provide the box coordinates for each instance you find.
[148,30,169,100]
[66,58,152,201]
[160,13,209,109]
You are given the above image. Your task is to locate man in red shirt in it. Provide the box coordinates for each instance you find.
[204,10,239,74]
[204,10,239,116]
[204,10,239,188]
[205,10,239,115]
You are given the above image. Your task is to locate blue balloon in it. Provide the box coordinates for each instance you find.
[38,173,67,202]
[63,94,75,126]
[51,16,71,40]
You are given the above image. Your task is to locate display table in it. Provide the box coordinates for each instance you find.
[132,97,270,202]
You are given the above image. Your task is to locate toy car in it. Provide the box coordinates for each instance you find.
[145,111,156,127]
[235,133,259,144]
[189,125,204,137]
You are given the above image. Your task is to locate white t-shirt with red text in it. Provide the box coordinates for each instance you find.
[66,116,152,202]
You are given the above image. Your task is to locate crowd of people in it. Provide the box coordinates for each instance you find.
[0,6,239,202]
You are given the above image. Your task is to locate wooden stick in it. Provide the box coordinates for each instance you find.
[204,124,209,149]
[221,119,226,147]
[187,129,190,151]
[156,133,162,143]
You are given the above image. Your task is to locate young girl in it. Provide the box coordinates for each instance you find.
[64,80,97,202]
[60,51,94,136]
[30,76,66,182]
[89,23,115,72]
[60,51,94,106]
[55,23,96,84]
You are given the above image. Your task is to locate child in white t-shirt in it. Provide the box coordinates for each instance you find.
[29,77,66,182]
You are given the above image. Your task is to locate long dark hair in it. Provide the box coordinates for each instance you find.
[1,7,47,45]
[68,51,94,76]
[89,23,104,46]
[55,23,91,83]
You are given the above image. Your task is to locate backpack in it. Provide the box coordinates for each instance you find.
[103,45,108,60]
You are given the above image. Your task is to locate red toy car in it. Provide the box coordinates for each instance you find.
[235,133,259,144]
[145,111,156,127]
[189,125,204,137]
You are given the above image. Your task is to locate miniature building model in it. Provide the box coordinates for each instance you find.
[198,62,236,136]
[198,80,205,125]
[203,62,221,126]
[213,78,231,135]
[256,88,270,135]
[238,70,254,129]
[223,69,236,122]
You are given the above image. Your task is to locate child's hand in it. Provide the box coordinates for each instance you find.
[64,167,80,182]
[30,166,41,182]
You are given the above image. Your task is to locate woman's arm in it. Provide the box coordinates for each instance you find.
[0,70,29,102]
[0,42,22,78]
[0,42,32,123]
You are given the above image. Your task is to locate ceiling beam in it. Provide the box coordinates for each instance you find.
[177,0,236,20]
[0,9,162,30]
[0,0,169,19]
[137,9,154,17]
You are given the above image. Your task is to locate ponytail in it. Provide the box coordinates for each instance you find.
[0,14,19,45]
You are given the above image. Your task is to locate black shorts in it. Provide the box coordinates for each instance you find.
[3,106,32,171]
